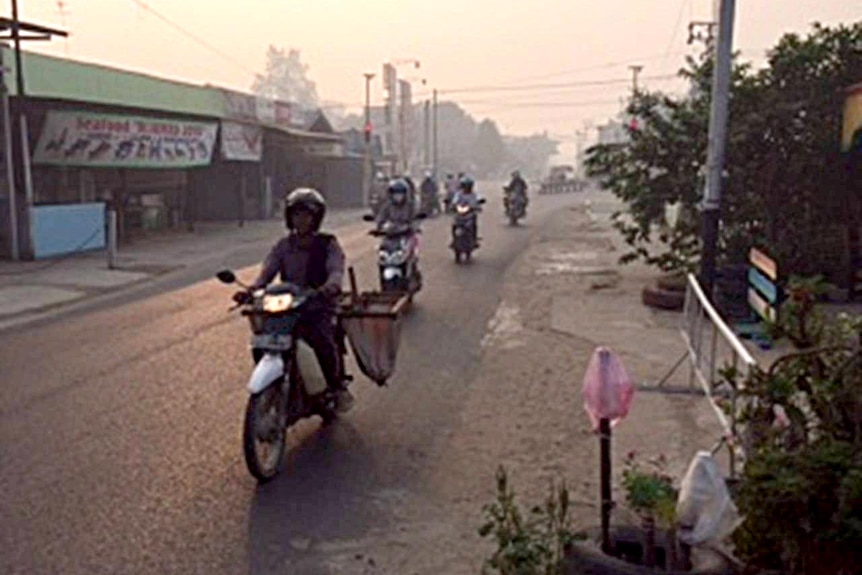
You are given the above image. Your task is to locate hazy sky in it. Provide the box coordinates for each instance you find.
[16,0,861,145]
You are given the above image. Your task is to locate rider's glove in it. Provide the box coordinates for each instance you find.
[232,290,251,304]
[316,284,342,299]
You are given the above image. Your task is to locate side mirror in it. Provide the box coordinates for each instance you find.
[362,214,376,222]
[478,198,487,205]
[415,213,428,220]
[216,270,237,284]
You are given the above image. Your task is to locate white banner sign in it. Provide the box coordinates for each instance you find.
[221,122,263,162]
[33,111,218,168]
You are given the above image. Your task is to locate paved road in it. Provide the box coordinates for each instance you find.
[0,189,579,575]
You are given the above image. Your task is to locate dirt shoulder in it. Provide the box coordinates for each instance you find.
[425,197,725,573]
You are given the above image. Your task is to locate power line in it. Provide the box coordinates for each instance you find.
[505,52,692,84]
[454,98,622,108]
[128,0,257,77]
[663,0,691,62]
[438,74,677,95]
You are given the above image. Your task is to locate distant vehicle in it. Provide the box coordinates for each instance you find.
[539,165,585,194]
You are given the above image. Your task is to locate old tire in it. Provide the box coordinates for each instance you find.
[642,285,685,311]
[563,526,733,575]
[657,273,688,293]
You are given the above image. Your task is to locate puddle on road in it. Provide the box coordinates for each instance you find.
[535,249,617,276]
[481,301,524,349]
[547,251,600,262]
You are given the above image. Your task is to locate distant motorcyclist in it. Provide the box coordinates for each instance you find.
[247,187,353,411]
[505,170,529,204]
[419,171,440,215]
[451,175,483,242]
[443,173,459,213]
[376,178,417,229]
[402,174,417,211]
[369,171,388,216]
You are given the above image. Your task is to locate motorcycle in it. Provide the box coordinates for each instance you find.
[363,215,424,295]
[451,199,486,264]
[503,188,527,226]
[420,190,441,217]
[368,190,384,218]
[216,270,351,482]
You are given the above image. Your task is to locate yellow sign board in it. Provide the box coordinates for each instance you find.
[842,82,862,152]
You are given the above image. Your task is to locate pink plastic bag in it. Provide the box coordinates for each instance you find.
[581,347,635,430]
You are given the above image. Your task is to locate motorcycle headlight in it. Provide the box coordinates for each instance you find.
[262,293,294,313]
[456,205,470,215]
[383,267,402,280]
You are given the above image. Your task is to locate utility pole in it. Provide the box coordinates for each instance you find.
[423,99,430,168]
[700,0,736,299]
[10,0,29,259]
[3,5,65,259]
[629,65,643,94]
[432,89,438,177]
[363,72,375,207]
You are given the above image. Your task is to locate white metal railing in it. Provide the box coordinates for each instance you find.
[681,273,758,475]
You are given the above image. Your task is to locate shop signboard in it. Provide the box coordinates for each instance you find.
[33,110,218,168]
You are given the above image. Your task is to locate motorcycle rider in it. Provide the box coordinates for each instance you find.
[451,175,483,244]
[243,187,353,412]
[419,171,439,215]
[443,173,458,213]
[505,170,529,207]
[375,178,421,281]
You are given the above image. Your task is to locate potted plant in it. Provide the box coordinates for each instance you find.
[620,452,681,569]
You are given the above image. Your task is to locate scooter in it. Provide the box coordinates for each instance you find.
[363,215,425,295]
[503,188,527,226]
[420,189,441,217]
[451,199,486,263]
[216,270,351,482]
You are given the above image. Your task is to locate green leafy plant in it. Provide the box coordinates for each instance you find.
[621,451,680,569]
[621,452,678,528]
[722,280,862,574]
[478,466,583,575]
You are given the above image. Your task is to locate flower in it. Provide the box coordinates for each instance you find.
[772,404,790,429]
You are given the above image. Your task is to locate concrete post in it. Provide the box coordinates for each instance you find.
[1,68,18,260]
[700,0,736,299]
[107,209,117,269]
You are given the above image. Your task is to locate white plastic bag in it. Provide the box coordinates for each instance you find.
[581,347,635,431]
[676,451,742,546]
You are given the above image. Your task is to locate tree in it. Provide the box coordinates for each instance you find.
[473,119,508,178]
[586,21,862,281]
[505,133,560,180]
[252,46,319,108]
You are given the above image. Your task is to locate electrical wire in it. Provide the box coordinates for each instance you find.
[663,0,691,63]
[128,0,257,77]
[438,74,677,95]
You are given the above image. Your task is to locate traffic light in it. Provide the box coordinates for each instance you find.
[364,121,373,143]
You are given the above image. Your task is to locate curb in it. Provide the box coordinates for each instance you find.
[0,211,368,333]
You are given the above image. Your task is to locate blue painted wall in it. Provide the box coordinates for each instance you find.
[31,203,106,259]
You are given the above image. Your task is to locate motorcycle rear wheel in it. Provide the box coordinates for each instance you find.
[243,384,287,482]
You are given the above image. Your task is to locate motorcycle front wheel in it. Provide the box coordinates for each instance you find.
[243,383,287,482]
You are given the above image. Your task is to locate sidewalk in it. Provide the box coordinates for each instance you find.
[0,208,365,329]
[389,190,737,574]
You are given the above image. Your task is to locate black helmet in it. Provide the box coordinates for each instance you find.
[459,175,474,192]
[387,178,409,204]
[284,187,326,231]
